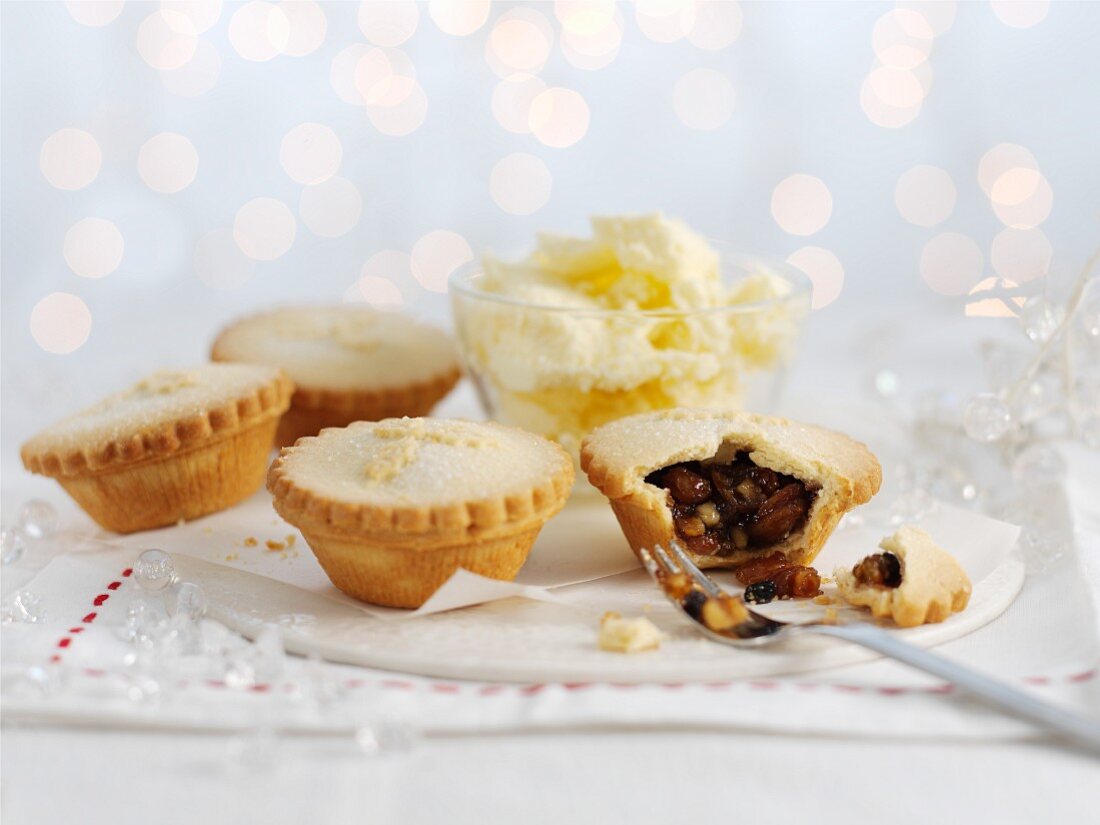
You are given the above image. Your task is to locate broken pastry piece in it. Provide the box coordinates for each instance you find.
[834,526,972,628]
[598,612,662,653]
[580,410,882,582]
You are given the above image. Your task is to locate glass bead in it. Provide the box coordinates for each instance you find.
[872,369,900,398]
[18,499,59,539]
[134,549,175,592]
[2,590,47,624]
[964,393,1012,443]
[1011,444,1067,485]
[1014,373,1060,423]
[166,581,207,622]
[224,655,257,690]
[1,526,27,566]
[1020,296,1064,344]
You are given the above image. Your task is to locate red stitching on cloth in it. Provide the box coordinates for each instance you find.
[92,594,109,607]
[107,581,121,591]
[82,612,97,623]
[50,567,129,664]
[57,638,71,649]
[122,568,133,577]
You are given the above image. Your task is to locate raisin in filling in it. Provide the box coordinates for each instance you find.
[852,552,902,588]
[646,453,821,601]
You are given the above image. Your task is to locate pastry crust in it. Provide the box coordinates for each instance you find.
[267,417,575,608]
[580,408,881,568]
[211,306,461,445]
[20,364,293,533]
[835,526,972,627]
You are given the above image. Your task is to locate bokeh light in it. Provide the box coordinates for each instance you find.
[234,197,297,261]
[990,227,1052,282]
[344,276,404,306]
[138,132,199,193]
[366,81,429,136]
[228,1,289,62]
[529,87,590,148]
[990,1,1050,29]
[354,47,417,106]
[635,0,696,43]
[277,0,327,57]
[358,0,419,47]
[194,228,255,290]
[896,1,956,36]
[299,177,362,238]
[39,128,102,190]
[160,39,222,97]
[859,66,924,128]
[978,143,1039,196]
[673,68,735,131]
[486,8,554,77]
[331,44,373,105]
[920,232,984,296]
[30,293,92,355]
[894,165,956,227]
[687,1,742,50]
[555,0,616,34]
[429,0,491,36]
[161,1,223,33]
[411,230,473,292]
[966,277,1025,318]
[63,218,124,279]
[280,123,342,184]
[771,174,832,236]
[490,153,554,215]
[990,167,1053,228]
[136,9,198,70]
[560,9,622,71]
[786,247,844,310]
[66,1,124,27]
[872,9,934,69]
[492,74,548,134]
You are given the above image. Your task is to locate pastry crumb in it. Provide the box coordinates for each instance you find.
[598,611,662,653]
[285,534,297,548]
[243,537,258,547]
[813,595,835,606]
[266,539,286,551]
[225,553,239,562]
[820,575,833,584]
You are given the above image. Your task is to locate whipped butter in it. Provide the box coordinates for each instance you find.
[453,214,805,457]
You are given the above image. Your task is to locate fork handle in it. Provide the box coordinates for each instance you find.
[807,622,1100,756]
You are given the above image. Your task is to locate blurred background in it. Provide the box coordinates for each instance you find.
[3,0,1099,470]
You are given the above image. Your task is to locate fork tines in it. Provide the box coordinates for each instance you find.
[639,542,722,598]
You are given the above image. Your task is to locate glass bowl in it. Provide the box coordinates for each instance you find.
[449,253,812,462]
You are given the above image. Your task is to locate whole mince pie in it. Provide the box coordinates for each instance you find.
[835,525,972,627]
[580,409,882,597]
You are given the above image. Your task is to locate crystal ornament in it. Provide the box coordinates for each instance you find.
[1011,444,1067,486]
[964,394,1012,443]
[166,581,207,621]
[2,526,27,565]
[134,549,175,592]
[1020,296,1064,344]
[18,499,59,539]
[2,590,47,624]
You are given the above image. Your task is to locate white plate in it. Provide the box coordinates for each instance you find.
[190,500,1025,684]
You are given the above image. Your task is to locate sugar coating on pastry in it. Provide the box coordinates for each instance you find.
[272,417,572,507]
[211,306,458,392]
[834,526,972,628]
[598,612,662,653]
[21,363,290,475]
[580,408,881,568]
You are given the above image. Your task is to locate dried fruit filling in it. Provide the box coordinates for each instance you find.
[646,452,822,601]
[852,552,902,588]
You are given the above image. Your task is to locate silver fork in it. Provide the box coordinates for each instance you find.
[640,542,1100,757]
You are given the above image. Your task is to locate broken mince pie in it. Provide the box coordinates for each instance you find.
[835,526,971,627]
[580,409,881,597]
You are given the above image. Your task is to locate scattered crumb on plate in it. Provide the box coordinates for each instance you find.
[243,537,258,547]
[266,539,286,551]
[598,611,662,654]
[814,595,835,606]
[285,534,297,548]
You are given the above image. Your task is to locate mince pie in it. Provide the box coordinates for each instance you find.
[212,306,461,446]
[835,526,971,627]
[21,364,293,533]
[580,409,881,580]
[267,417,573,608]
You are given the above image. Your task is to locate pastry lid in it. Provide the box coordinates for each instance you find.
[211,306,459,393]
[21,364,293,478]
[267,417,574,538]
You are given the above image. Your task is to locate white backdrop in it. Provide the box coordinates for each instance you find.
[3,0,1099,467]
